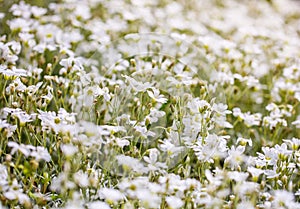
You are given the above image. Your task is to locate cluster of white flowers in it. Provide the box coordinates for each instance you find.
[1,0,300,208]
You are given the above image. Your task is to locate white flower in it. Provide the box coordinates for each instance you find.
[228,171,249,182]
[51,172,76,192]
[145,108,166,123]
[123,75,152,93]
[224,145,246,170]
[5,77,27,93]
[236,137,252,147]
[264,168,279,179]
[26,82,43,97]
[212,103,231,116]
[30,146,51,162]
[41,86,53,105]
[37,108,76,134]
[263,103,290,129]
[0,164,8,182]
[274,143,292,159]
[292,115,300,128]
[261,147,278,166]
[232,107,262,127]
[4,189,30,205]
[60,144,78,157]
[247,166,264,181]
[187,98,210,114]
[1,123,16,138]
[193,134,228,163]
[88,201,111,209]
[136,189,161,208]
[10,1,31,18]
[73,170,89,187]
[166,196,184,209]
[233,182,258,197]
[94,86,111,101]
[210,71,234,85]
[98,188,125,203]
[236,201,255,209]
[0,66,27,79]
[7,141,32,157]
[211,103,233,128]
[232,107,242,117]
[0,119,10,130]
[205,169,223,187]
[283,137,300,150]
[147,88,168,104]
[7,17,32,32]
[143,148,167,172]
[13,109,33,126]
[134,125,156,138]
[0,118,17,138]
[7,141,50,162]
[272,190,298,209]
[59,57,84,75]
[159,139,184,159]
[3,179,30,205]
[31,5,47,18]
[33,42,56,53]
[114,137,130,148]
[116,155,148,174]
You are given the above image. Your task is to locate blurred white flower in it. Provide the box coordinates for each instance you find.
[98,188,125,203]
[236,201,255,209]
[273,190,300,209]
[228,171,248,182]
[292,116,300,128]
[51,172,76,193]
[3,179,30,205]
[73,170,89,188]
[0,66,27,79]
[123,75,152,93]
[116,155,148,174]
[30,146,51,162]
[88,201,111,209]
[61,144,78,157]
[166,196,184,209]
[7,141,32,157]
[233,181,258,198]
[134,125,156,138]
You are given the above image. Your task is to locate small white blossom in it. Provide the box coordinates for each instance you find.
[98,188,125,203]
[88,201,111,209]
[61,144,78,157]
[166,196,184,209]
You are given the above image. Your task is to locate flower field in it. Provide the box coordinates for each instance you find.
[1,0,300,208]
